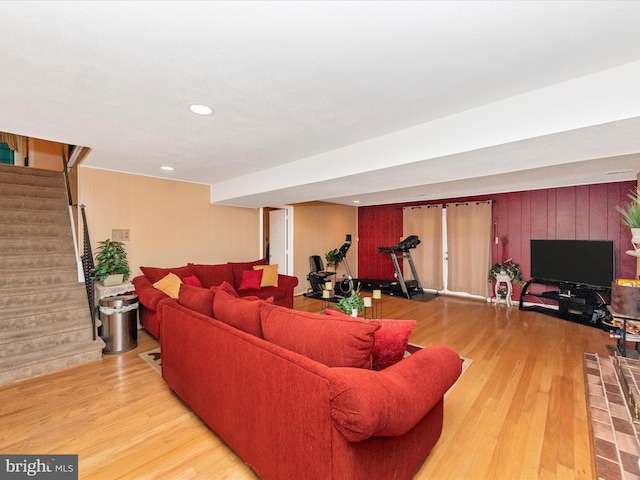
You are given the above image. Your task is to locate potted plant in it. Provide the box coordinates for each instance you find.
[488,258,524,286]
[325,248,342,268]
[336,290,364,317]
[616,188,640,252]
[94,239,131,286]
[496,285,509,299]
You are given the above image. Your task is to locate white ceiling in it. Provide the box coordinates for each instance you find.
[1,1,640,208]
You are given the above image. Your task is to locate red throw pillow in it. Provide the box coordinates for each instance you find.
[369,319,417,370]
[178,284,214,317]
[140,265,192,284]
[210,281,239,298]
[323,309,353,319]
[213,289,263,337]
[238,269,263,290]
[324,309,416,370]
[182,275,203,288]
[261,304,380,369]
[228,258,268,287]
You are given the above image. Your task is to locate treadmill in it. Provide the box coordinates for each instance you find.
[376,235,424,299]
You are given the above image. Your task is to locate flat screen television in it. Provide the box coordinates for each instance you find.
[530,239,615,288]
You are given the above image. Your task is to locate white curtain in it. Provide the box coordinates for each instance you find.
[403,205,443,290]
[446,201,492,297]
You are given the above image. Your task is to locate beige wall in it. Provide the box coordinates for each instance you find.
[29,138,64,171]
[77,167,261,278]
[77,167,358,290]
[292,202,358,295]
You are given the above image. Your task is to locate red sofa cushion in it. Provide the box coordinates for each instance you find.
[228,258,268,288]
[324,309,417,370]
[211,281,239,298]
[178,284,215,317]
[261,304,380,369]
[213,289,264,338]
[140,265,192,284]
[189,263,234,289]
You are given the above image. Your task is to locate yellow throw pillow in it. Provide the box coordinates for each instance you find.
[253,264,279,288]
[153,272,182,299]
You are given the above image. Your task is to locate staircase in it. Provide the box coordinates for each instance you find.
[0,164,104,386]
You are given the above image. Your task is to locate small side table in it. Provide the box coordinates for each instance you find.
[95,281,135,301]
[493,274,513,307]
[95,282,138,354]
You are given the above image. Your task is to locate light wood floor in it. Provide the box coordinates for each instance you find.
[0,294,611,479]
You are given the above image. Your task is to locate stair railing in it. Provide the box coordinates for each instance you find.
[79,205,97,340]
[62,149,74,207]
[62,148,98,340]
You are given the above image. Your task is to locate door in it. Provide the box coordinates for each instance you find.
[269,209,288,275]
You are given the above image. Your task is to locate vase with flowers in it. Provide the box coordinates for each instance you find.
[488,258,524,287]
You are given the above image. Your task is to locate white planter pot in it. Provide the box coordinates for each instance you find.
[632,228,640,252]
[103,274,124,286]
[495,273,511,283]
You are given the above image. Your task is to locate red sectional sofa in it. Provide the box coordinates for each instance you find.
[132,258,298,338]
[159,288,462,480]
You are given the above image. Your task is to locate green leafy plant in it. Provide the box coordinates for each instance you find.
[488,258,524,285]
[94,239,131,281]
[616,188,640,229]
[336,290,364,315]
[325,248,342,266]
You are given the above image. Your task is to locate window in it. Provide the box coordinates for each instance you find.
[0,142,14,165]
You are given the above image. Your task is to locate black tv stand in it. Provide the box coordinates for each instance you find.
[518,278,610,328]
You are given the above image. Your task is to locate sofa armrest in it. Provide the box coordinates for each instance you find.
[277,274,299,291]
[325,344,462,442]
[132,275,169,311]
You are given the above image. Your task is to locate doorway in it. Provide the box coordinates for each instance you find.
[261,206,294,275]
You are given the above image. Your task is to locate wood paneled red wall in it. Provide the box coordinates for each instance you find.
[357,181,637,283]
[357,204,404,280]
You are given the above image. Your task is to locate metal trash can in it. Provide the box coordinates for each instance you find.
[99,294,139,354]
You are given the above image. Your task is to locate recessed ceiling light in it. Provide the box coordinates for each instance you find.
[189,104,213,116]
[352,200,360,204]
[161,166,174,171]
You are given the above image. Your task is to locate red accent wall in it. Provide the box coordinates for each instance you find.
[357,181,637,283]
[357,204,404,280]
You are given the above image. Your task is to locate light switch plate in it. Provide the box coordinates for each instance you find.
[112,229,130,241]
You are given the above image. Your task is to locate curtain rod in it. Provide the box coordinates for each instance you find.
[403,204,443,209]
[398,199,494,210]
[446,200,494,207]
